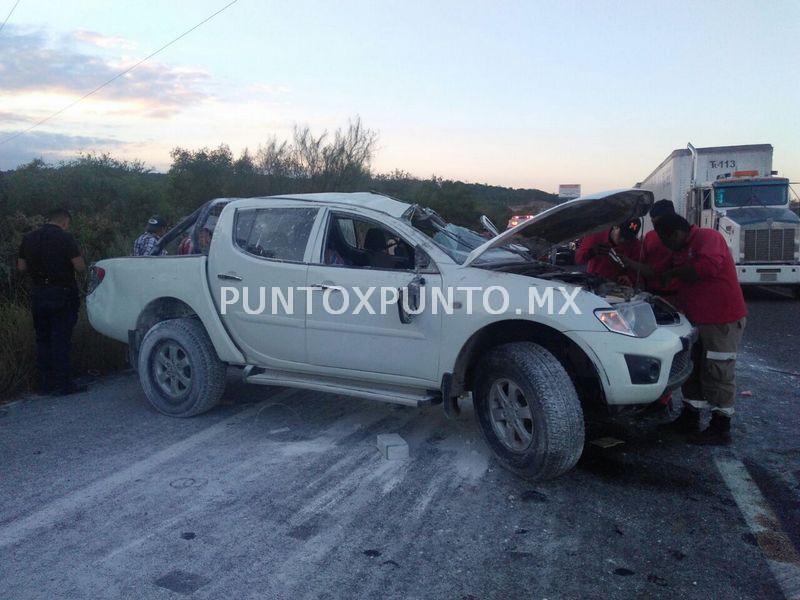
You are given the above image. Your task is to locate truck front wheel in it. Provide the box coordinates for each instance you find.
[473,342,584,480]
[138,318,226,417]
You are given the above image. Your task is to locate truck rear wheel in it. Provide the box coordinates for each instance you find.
[473,342,584,480]
[138,318,226,417]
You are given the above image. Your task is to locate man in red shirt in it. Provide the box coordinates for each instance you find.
[576,219,643,285]
[641,200,679,296]
[654,213,747,445]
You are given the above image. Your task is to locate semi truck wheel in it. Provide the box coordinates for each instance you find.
[473,342,584,480]
[138,317,226,417]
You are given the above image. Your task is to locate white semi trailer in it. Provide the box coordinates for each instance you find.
[638,143,799,293]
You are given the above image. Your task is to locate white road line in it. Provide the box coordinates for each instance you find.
[0,388,298,550]
[714,451,800,600]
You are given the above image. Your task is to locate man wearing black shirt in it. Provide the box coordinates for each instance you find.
[17,208,86,395]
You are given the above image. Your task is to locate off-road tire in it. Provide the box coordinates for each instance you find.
[138,317,226,417]
[473,342,584,480]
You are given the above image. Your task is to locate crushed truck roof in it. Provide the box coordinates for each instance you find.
[228,192,411,218]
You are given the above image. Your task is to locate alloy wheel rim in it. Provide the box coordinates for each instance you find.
[153,341,192,400]
[488,378,534,452]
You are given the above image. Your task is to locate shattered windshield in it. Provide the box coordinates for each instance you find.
[409,206,529,264]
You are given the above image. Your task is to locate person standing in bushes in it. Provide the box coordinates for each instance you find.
[17,208,87,396]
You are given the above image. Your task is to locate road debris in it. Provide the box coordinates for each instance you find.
[377,433,409,460]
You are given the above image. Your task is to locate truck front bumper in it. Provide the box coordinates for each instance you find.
[737,264,800,285]
[567,320,697,406]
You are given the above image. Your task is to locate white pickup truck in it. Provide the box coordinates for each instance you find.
[87,190,696,480]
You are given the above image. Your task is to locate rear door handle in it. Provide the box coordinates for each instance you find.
[217,273,243,281]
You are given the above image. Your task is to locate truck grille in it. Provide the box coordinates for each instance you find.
[742,228,797,262]
[666,330,697,391]
[668,349,690,381]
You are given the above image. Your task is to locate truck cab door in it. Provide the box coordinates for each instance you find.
[207,204,324,367]
[700,188,716,228]
[305,210,442,384]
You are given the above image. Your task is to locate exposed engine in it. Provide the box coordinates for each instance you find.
[486,262,681,325]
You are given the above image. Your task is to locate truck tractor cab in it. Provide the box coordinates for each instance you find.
[704,174,799,286]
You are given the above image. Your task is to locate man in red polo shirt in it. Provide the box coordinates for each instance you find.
[654,213,747,445]
[575,219,642,285]
[641,200,679,296]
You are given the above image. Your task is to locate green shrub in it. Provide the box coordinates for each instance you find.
[0,302,128,401]
[0,303,35,399]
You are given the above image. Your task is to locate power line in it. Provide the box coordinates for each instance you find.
[0,0,238,146]
[0,0,21,35]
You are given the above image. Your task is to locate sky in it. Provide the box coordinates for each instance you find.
[1,0,798,193]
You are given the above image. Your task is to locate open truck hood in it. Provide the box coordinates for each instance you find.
[462,188,654,267]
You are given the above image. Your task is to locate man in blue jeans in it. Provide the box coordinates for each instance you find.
[17,208,87,395]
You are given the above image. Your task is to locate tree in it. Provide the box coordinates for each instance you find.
[167,144,235,214]
[253,116,378,193]
[321,117,377,191]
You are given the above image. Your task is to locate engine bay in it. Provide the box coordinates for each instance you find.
[485,261,681,325]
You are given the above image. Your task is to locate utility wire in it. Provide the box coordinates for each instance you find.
[0,0,21,35]
[0,0,238,146]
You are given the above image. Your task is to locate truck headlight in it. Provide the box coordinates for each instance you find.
[595,302,657,338]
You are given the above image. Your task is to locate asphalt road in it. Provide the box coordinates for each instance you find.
[1,287,799,599]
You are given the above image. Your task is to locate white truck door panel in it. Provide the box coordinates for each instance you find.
[305,211,442,382]
[208,205,321,366]
[305,266,443,381]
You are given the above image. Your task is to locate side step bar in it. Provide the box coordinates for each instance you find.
[245,368,439,408]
